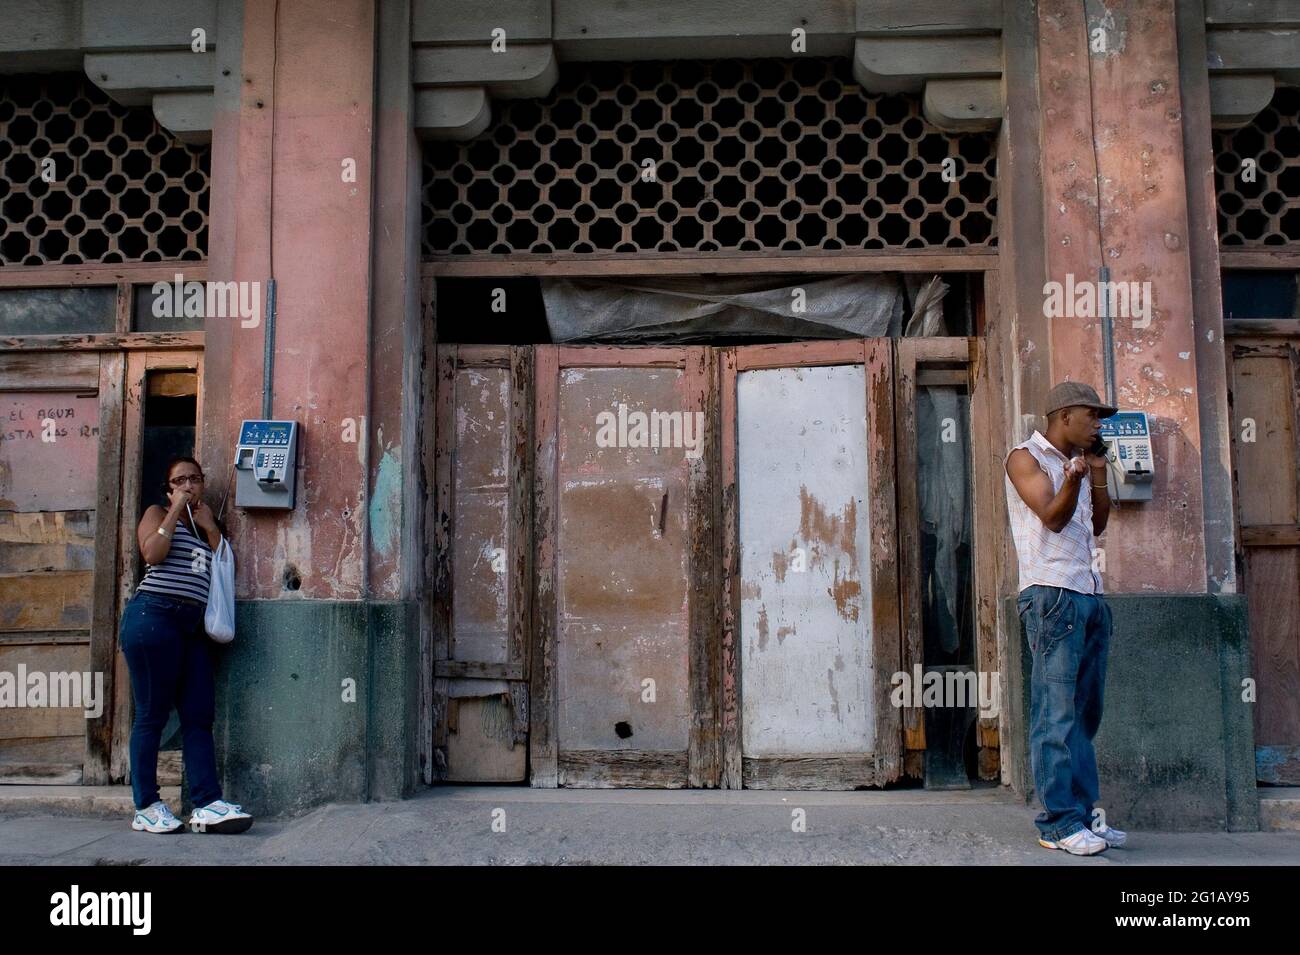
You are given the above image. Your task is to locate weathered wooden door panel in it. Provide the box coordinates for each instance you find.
[738,364,874,754]
[0,360,103,784]
[433,346,531,783]
[1227,337,1300,785]
[533,346,715,788]
[721,341,901,789]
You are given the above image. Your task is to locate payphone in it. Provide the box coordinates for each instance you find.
[1099,411,1154,502]
[234,419,299,509]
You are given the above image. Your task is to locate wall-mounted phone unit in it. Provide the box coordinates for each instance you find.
[234,419,299,509]
[1098,411,1154,502]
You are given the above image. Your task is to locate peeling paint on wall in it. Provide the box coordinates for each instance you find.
[368,443,402,558]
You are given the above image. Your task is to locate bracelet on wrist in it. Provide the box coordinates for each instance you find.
[157,526,170,537]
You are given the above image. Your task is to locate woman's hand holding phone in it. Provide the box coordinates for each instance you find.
[168,485,196,514]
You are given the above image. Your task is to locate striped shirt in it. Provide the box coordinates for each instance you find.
[137,517,212,603]
[1004,430,1103,595]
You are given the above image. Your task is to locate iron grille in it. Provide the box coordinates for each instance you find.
[1215,84,1300,246]
[0,72,209,266]
[422,58,997,257]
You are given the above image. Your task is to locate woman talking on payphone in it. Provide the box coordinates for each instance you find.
[118,455,253,834]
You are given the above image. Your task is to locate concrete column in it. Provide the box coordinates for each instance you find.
[1038,0,1207,594]
[204,0,378,600]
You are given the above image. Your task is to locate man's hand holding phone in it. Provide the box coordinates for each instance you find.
[1064,455,1089,483]
[1083,436,1110,470]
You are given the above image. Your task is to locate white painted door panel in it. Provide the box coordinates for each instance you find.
[737,364,874,755]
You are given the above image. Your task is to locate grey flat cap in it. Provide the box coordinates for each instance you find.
[1045,381,1118,418]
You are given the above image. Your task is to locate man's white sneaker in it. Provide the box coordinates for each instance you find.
[132,800,183,833]
[1092,824,1127,848]
[188,799,254,834]
[1038,828,1107,856]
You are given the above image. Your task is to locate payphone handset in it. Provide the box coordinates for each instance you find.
[234,420,299,509]
[1098,411,1154,502]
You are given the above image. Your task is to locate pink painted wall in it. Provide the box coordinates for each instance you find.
[1038,0,1207,594]
[206,0,377,600]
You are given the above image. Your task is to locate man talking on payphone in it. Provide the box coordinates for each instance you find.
[1004,381,1125,856]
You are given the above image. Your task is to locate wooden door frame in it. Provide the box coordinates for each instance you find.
[530,345,717,788]
[719,339,901,789]
[107,349,205,784]
[893,336,997,782]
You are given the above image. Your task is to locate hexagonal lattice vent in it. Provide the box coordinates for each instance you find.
[1215,85,1300,246]
[422,58,997,257]
[0,73,209,266]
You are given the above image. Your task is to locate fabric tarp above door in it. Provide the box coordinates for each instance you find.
[539,273,950,343]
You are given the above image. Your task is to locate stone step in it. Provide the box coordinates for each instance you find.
[1258,787,1300,831]
[0,785,181,818]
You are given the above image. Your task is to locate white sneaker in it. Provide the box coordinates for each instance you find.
[132,800,183,833]
[1038,828,1107,855]
[188,799,254,834]
[1093,824,1127,848]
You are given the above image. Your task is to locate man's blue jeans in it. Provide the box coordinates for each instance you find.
[1016,585,1111,841]
[119,590,224,811]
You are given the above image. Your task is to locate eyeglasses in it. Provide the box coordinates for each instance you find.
[169,474,205,486]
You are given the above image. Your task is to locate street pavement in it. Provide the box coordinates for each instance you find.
[2,784,1297,866]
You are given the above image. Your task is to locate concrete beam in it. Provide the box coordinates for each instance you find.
[1207,28,1300,70]
[83,50,213,99]
[0,0,80,49]
[922,78,1001,132]
[413,43,558,99]
[1206,0,1300,28]
[554,0,854,60]
[413,0,550,45]
[151,90,213,143]
[415,86,491,140]
[1208,72,1276,127]
[0,0,80,70]
[855,0,1000,35]
[853,35,1000,94]
[83,50,215,105]
[80,0,216,51]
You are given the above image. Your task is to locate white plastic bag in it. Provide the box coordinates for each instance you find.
[205,535,236,643]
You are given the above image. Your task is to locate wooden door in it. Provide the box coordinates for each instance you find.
[431,345,532,782]
[0,353,113,784]
[1226,333,1300,785]
[720,341,901,789]
[532,346,717,787]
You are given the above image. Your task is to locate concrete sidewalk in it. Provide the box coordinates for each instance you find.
[2,784,1298,866]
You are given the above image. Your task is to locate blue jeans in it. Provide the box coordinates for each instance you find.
[119,590,223,810]
[1016,585,1111,841]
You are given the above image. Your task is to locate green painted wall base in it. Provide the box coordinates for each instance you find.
[205,599,420,818]
[1007,593,1257,832]
[200,592,1254,829]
